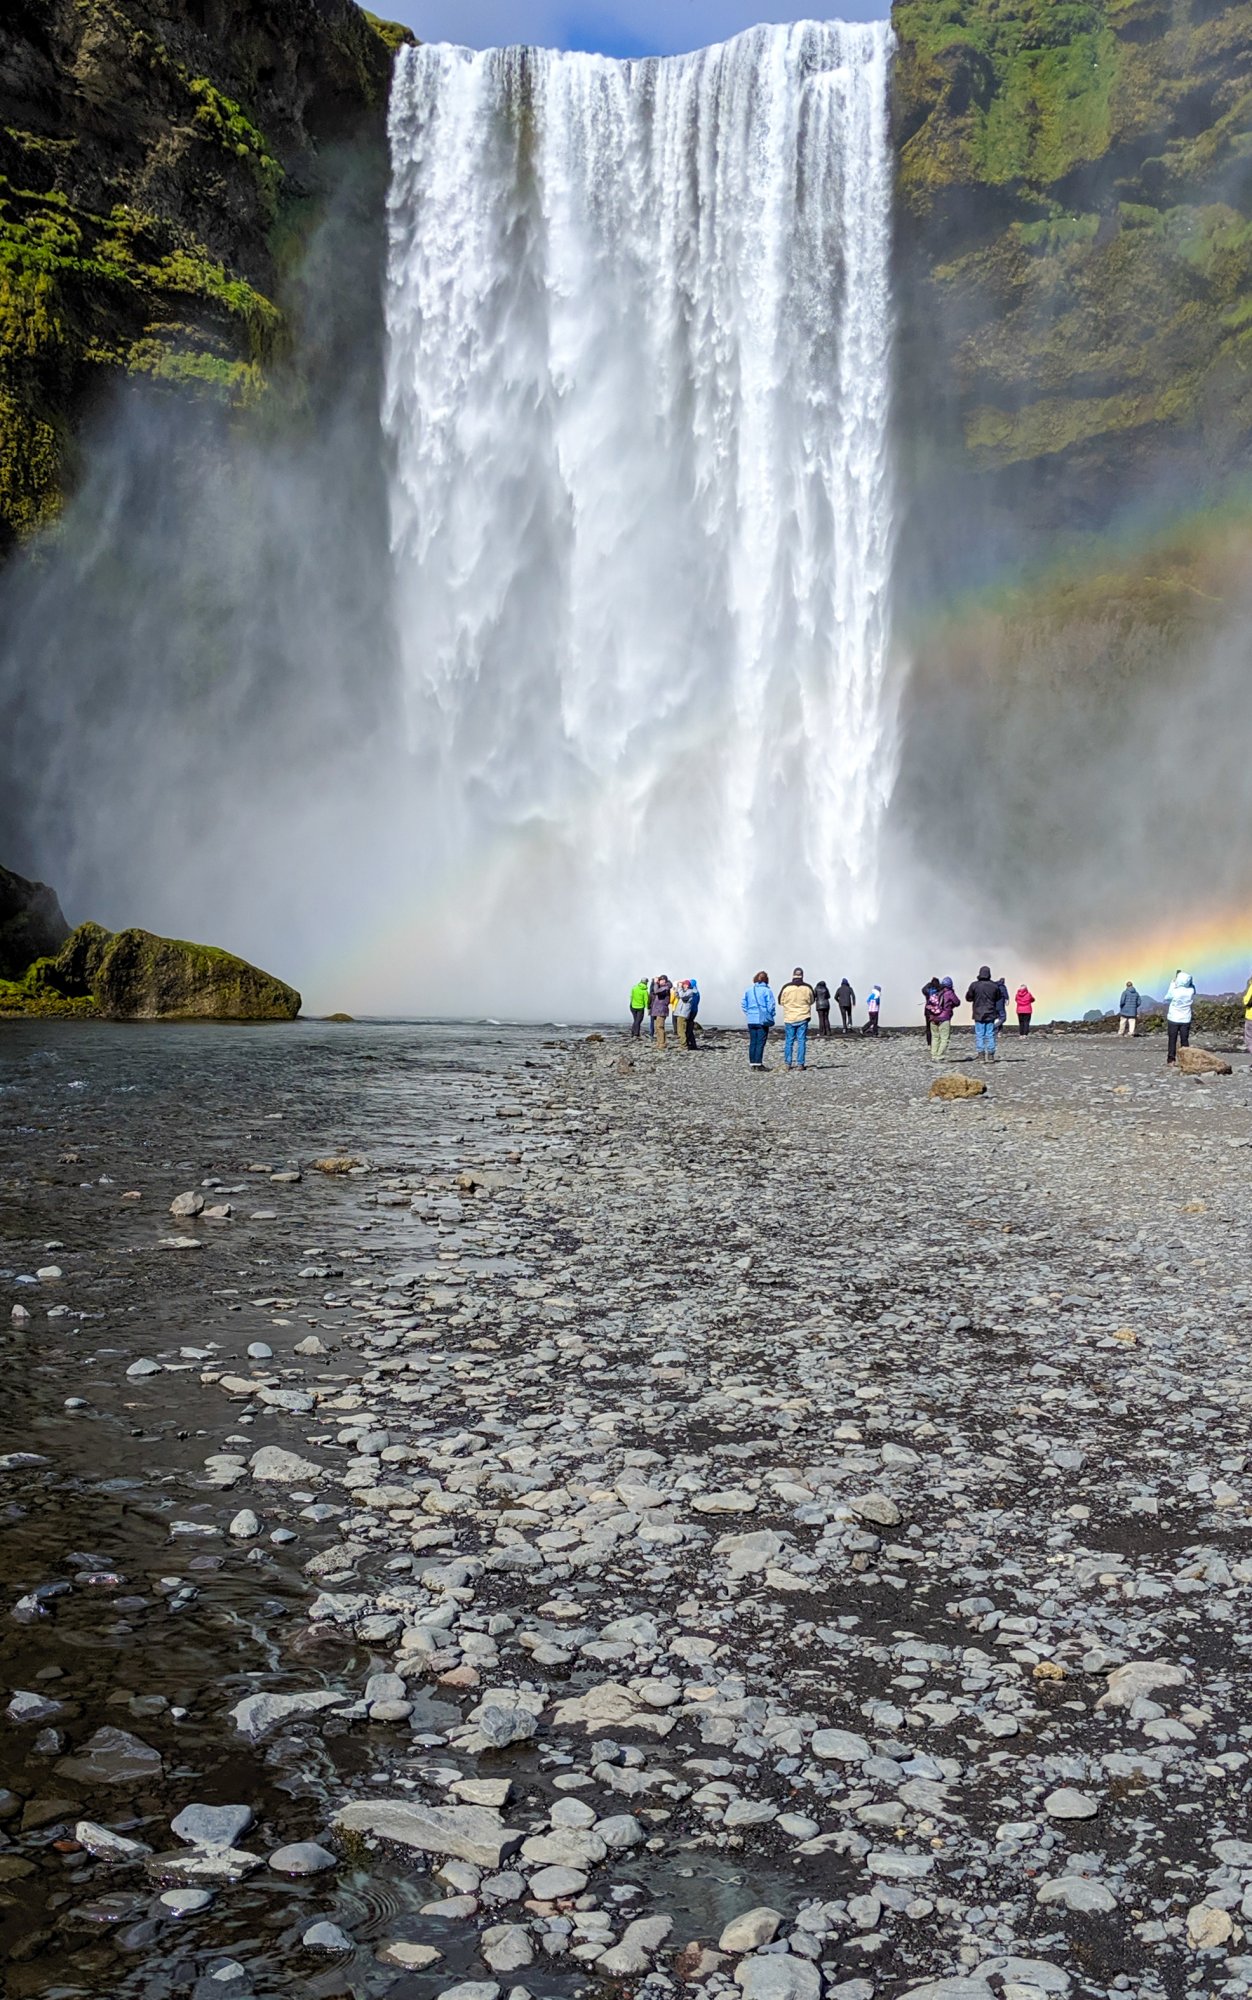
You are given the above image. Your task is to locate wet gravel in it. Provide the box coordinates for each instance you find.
[3,1017,1252,2000]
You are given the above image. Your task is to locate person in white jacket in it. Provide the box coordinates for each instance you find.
[1165,970,1195,1067]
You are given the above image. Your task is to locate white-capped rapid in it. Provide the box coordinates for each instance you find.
[384,21,898,1007]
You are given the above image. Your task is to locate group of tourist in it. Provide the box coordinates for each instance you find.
[629,974,702,1050]
[628,965,1252,1066]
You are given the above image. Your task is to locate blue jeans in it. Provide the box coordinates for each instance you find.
[784,1020,809,1067]
[748,1023,770,1065]
[975,1020,997,1055]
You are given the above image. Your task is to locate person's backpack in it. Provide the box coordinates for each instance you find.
[925,990,944,1022]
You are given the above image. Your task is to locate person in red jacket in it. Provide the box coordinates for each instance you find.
[1015,983,1036,1037]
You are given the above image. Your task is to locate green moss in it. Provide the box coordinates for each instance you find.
[0,956,97,1018]
[184,77,282,217]
[362,11,416,56]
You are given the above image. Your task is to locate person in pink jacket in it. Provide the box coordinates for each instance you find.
[1015,983,1036,1037]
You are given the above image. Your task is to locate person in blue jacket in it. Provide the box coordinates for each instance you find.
[742,970,776,1068]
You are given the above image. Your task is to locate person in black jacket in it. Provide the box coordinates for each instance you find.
[965,965,1001,1061]
[814,979,832,1037]
[922,973,941,1049]
[834,978,855,1034]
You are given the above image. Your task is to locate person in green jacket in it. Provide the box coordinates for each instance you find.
[629,976,649,1039]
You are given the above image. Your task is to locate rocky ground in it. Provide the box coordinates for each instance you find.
[4,1019,1252,2000]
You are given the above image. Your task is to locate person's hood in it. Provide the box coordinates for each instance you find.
[978,965,991,979]
[941,977,954,990]
[1177,971,1194,987]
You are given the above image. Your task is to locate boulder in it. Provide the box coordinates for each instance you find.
[1177,1045,1232,1076]
[0,862,69,977]
[930,1074,987,1099]
[333,1799,523,1869]
[44,923,300,1021]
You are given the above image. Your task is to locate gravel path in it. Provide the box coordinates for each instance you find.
[5,1023,1252,2000]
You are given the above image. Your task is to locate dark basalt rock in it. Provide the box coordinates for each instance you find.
[0,862,70,978]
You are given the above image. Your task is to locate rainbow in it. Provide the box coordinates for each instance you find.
[1038,905,1251,1021]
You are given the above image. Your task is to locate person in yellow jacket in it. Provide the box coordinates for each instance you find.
[777,966,816,1070]
[1244,971,1252,1057]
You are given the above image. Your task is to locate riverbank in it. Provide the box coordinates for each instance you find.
[4,1020,1252,1999]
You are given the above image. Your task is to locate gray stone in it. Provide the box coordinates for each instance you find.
[1044,1788,1099,1820]
[596,1914,673,1974]
[735,1956,821,2000]
[171,1804,254,1850]
[1037,1877,1117,1914]
[720,1908,782,1952]
[333,1799,523,1869]
[268,1841,337,1875]
[229,1690,343,1741]
[303,1921,354,1951]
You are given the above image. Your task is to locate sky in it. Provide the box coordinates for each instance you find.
[383,2,888,59]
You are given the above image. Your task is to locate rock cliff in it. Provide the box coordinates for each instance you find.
[0,0,410,551]
[892,0,1252,569]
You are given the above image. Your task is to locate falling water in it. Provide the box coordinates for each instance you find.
[384,22,898,999]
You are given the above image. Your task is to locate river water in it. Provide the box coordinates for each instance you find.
[0,1020,576,1995]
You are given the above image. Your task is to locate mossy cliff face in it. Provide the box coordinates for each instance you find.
[892,0,1252,559]
[1,918,301,1019]
[0,859,69,976]
[0,0,410,552]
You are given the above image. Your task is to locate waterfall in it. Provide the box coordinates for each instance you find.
[384,21,898,1001]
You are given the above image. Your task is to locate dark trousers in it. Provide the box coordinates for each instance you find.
[838,1005,852,1033]
[1017,1013,1031,1036]
[1167,1020,1191,1062]
[817,1007,831,1037]
[685,1009,699,1051]
[630,1008,644,1037]
[866,1012,879,1037]
[748,1023,769,1065]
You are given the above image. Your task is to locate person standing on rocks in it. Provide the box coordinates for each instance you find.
[686,974,701,1050]
[1165,969,1195,1066]
[993,973,1009,1031]
[629,975,649,1038]
[966,964,1002,1061]
[742,970,776,1068]
[926,976,958,1061]
[834,977,856,1034]
[1244,971,1252,1057]
[814,978,832,1037]
[676,980,696,1050]
[649,974,673,1050]
[778,967,815,1069]
[1015,981,1035,1036]
[1118,979,1140,1036]
[922,972,941,1049]
[865,983,882,1036]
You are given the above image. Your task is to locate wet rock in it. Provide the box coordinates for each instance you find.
[75,1819,152,1861]
[719,1908,782,1952]
[56,1727,162,1784]
[146,1847,262,1885]
[333,1799,523,1869]
[7,1689,66,1725]
[268,1841,337,1875]
[229,1690,343,1741]
[303,1920,353,1951]
[228,1510,260,1540]
[170,1192,205,1218]
[171,1804,253,1849]
[596,1913,673,1973]
[735,1956,821,2000]
[248,1445,325,1483]
[378,1941,443,1968]
[481,1923,534,1971]
[161,1887,214,1913]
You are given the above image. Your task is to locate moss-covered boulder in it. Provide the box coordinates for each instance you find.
[41,922,301,1020]
[0,861,69,977]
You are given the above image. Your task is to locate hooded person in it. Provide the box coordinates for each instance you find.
[966,965,1001,1060]
[629,975,649,1038]
[921,973,941,1048]
[1244,970,1252,1058]
[834,978,856,1034]
[778,966,816,1070]
[925,976,958,1061]
[865,983,882,1036]
[676,979,699,1050]
[814,978,832,1036]
[742,970,776,1068]
[1118,980,1140,1037]
[1165,970,1195,1066]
